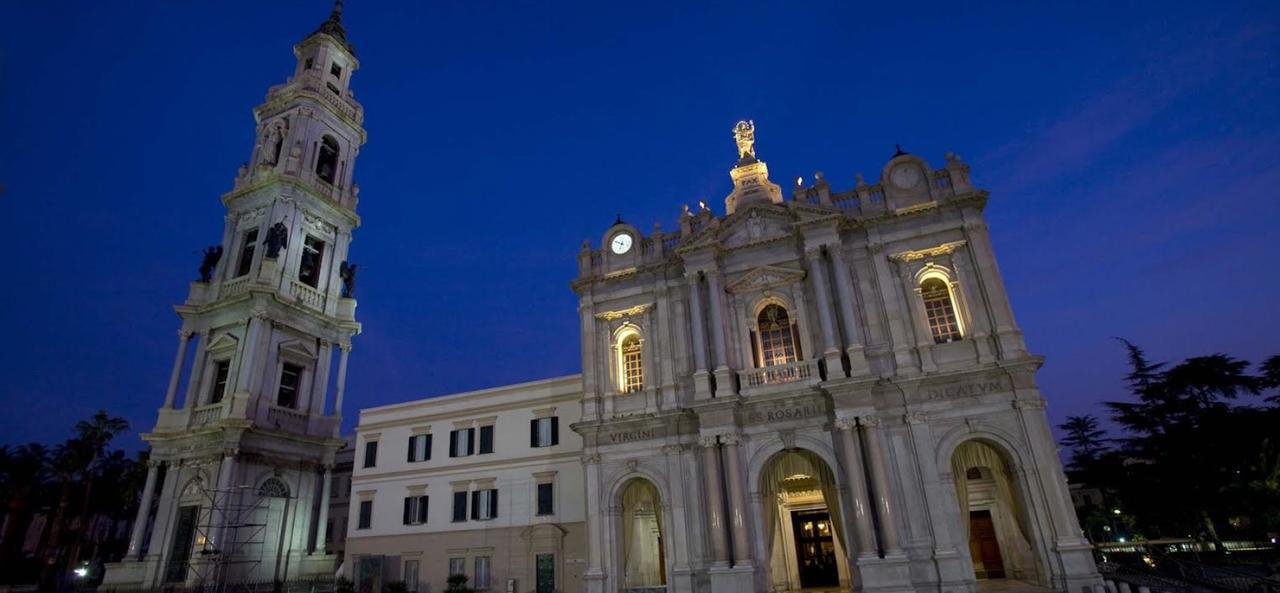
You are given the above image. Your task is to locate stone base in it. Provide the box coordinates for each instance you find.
[857,554,915,593]
[100,557,154,590]
[298,552,339,578]
[708,564,754,593]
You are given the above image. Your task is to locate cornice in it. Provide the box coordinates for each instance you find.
[352,450,583,484]
[594,303,654,321]
[888,240,968,263]
[221,175,361,228]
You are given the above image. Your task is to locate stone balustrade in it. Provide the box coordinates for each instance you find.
[189,403,225,428]
[219,275,251,300]
[267,405,309,434]
[289,279,325,310]
[738,358,816,389]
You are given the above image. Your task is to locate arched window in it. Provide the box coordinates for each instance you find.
[316,136,339,184]
[616,330,645,394]
[755,304,799,367]
[920,277,962,343]
[258,477,290,498]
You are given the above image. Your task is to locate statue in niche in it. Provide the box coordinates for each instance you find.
[260,123,286,165]
[263,221,289,259]
[733,120,756,163]
[747,211,764,240]
[340,261,358,298]
[197,245,223,282]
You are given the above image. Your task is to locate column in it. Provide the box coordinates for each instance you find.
[184,331,210,409]
[234,313,266,393]
[721,434,752,565]
[310,340,333,415]
[210,449,238,550]
[895,261,938,373]
[163,331,193,408]
[216,213,237,282]
[687,273,712,399]
[836,420,877,558]
[700,438,729,565]
[314,466,333,553]
[705,270,728,370]
[862,417,902,555]
[333,342,351,416]
[806,248,843,377]
[126,461,161,559]
[829,248,869,373]
[583,454,606,593]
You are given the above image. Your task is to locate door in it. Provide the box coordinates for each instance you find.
[164,505,199,582]
[791,509,839,588]
[969,510,1005,579]
[535,553,555,593]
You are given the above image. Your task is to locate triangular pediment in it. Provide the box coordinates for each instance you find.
[206,333,240,352]
[789,202,843,224]
[720,206,794,249]
[278,338,318,360]
[726,265,807,294]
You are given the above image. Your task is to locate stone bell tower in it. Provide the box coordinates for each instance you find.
[103,2,365,588]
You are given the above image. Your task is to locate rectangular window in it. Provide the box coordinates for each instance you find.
[235,229,258,277]
[363,441,378,468]
[471,488,498,521]
[451,491,468,522]
[330,62,343,78]
[299,235,325,288]
[276,362,303,408]
[357,500,372,529]
[448,557,465,578]
[209,360,231,404]
[537,482,554,516]
[403,559,420,593]
[402,494,428,525]
[304,57,314,70]
[478,425,494,454]
[407,434,432,463]
[449,428,475,458]
[530,417,559,448]
[474,556,491,589]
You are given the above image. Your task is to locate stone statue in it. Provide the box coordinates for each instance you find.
[260,124,285,165]
[733,120,756,163]
[198,245,223,282]
[284,141,303,174]
[263,221,289,259]
[339,261,357,298]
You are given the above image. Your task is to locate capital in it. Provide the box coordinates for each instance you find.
[697,437,719,449]
[582,453,601,465]
[178,329,193,339]
[660,444,685,456]
[338,342,353,352]
[718,433,742,446]
[860,415,881,428]
[250,310,271,321]
[318,338,332,347]
[834,417,858,431]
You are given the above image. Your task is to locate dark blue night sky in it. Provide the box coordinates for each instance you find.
[2,1,1277,449]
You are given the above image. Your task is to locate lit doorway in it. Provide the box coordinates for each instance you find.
[760,449,852,591]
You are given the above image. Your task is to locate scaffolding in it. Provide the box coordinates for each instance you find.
[181,482,297,593]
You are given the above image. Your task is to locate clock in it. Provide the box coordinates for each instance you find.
[610,232,633,255]
[891,164,922,189]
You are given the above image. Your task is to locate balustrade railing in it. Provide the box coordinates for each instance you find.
[219,275,250,299]
[739,359,815,388]
[266,406,309,434]
[289,279,325,310]
[189,403,225,428]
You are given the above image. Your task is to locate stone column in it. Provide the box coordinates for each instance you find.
[126,461,161,559]
[706,270,728,370]
[314,466,333,553]
[862,417,902,554]
[211,449,238,550]
[216,213,238,282]
[721,434,752,565]
[164,331,193,409]
[333,342,351,416]
[806,248,843,377]
[687,273,713,399]
[829,248,870,374]
[235,313,266,394]
[310,340,333,415]
[700,438,730,565]
[582,453,606,593]
[184,331,210,409]
[836,420,877,558]
[894,261,938,373]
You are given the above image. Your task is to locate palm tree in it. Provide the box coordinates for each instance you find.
[66,412,129,568]
[0,443,50,569]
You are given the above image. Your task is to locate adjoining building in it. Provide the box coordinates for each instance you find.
[344,376,584,593]
[344,119,1101,593]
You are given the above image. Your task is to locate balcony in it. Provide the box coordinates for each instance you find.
[738,359,818,391]
[266,405,308,434]
[219,275,251,300]
[288,279,325,311]
[189,403,226,428]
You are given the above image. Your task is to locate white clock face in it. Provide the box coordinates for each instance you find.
[891,164,922,189]
[610,233,633,255]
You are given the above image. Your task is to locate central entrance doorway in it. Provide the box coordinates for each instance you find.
[791,509,839,588]
[969,510,1005,579]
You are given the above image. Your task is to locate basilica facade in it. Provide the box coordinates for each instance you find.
[566,121,1101,593]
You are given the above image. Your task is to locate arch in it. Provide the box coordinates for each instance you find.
[257,477,290,498]
[917,267,964,343]
[753,302,800,367]
[316,135,339,184]
[612,323,644,394]
[948,436,1043,584]
[617,477,667,589]
[755,446,852,591]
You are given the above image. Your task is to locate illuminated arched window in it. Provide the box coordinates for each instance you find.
[618,332,644,393]
[755,304,799,367]
[921,277,962,343]
[258,477,290,498]
[316,136,339,184]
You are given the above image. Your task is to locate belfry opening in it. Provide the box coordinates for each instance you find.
[760,449,851,592]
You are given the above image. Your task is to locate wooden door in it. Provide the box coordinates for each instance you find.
[968,510,1005,579]
[791,509,839,588]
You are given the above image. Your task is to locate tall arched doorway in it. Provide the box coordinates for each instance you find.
[618,479,666,590]
[759,449,851,591]
[950,440,1040,583]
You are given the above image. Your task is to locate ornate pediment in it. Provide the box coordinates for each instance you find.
[206,333,240,352]
[278,338,318,360]
[594,303,654,321]
[726,265,807,294]
[888,240,967,263]
[720,207,793,249]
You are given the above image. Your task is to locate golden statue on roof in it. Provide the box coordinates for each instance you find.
[734,120,756,163]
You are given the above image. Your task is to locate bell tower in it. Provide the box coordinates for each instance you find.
[104,2,365,588]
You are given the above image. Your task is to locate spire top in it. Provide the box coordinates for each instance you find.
[309,0,355,55]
